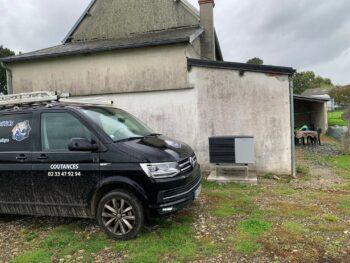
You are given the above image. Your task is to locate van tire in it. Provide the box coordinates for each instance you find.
[97,190,144,240]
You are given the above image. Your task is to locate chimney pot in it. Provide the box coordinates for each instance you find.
[198,0,215,6]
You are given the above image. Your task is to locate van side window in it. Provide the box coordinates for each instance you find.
[41,112,92,151]
[0,114,33,152]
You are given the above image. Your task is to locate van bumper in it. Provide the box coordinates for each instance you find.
[148,166,202,216]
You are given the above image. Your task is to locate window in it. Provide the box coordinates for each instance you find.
[41,112,92,151]
[0,114,33,152]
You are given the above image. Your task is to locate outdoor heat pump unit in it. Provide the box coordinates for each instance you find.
[209,136,255,165]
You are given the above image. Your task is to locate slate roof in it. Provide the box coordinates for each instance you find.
[301,88,331,96]
[294,94,330,103]
[1,27,203,63]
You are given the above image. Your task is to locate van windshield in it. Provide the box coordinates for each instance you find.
[80,107,154,142]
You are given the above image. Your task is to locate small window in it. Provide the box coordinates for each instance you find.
[41,112,92,151]
[0,114,33,152]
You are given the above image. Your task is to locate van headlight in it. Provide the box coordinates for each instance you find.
[140,162,180,179]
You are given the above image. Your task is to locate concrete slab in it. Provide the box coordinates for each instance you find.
[207,166,258,185]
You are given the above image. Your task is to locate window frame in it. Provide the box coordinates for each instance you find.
[0,112,35,153]
[39,109,99,153]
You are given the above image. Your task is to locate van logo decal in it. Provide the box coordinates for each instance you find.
[165,140,182,149]
[190,157,196,168]
[0,120,14,127]
[12,120,31,142]
[0,138,10,144]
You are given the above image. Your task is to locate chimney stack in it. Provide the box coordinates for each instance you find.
[198,0,216,60]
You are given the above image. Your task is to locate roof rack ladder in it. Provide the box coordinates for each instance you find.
[0,91,59,107]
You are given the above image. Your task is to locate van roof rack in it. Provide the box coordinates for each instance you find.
[0,91,114,108]
[0,91,60,107]
[59,98,115,107]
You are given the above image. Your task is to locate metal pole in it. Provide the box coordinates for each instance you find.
[289,75,297,178]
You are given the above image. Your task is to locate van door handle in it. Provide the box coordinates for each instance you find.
[16,154,27,161]
[38,154,48,160]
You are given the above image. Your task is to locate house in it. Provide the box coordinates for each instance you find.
[302,88,335,111]
[1,0,296,175]
[294,94,329,133]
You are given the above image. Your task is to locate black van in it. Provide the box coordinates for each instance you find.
[0,103,201,239]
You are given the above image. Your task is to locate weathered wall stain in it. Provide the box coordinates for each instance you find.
[9,45,190,96]
[190,67,292,174]
[77,66,292,175]
[69,0,199,42]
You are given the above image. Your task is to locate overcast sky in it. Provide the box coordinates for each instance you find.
[0,0,349,85]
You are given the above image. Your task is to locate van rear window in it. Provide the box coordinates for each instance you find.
[0,114,33,152]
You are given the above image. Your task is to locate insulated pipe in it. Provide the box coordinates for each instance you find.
[1,62,13,94]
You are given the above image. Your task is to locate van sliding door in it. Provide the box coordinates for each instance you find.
[32,111,100,218]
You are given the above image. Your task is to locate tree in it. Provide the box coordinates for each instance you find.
[293,71,333,94]
[329,85,350,106]
[246,57,263,65]
[0,46,15,94]
[330,85,350,153]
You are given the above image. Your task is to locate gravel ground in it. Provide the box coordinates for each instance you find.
[0,142,349,262]
[292,144,346,190]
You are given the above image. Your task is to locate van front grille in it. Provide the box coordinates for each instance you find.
[162,173,201,200]
[178,154,197,174]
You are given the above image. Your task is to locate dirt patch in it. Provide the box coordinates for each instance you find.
[0,216,54,263]
[292,144,346,190]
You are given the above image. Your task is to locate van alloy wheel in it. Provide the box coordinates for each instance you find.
[97,190,144,240]
[102,198,136,235]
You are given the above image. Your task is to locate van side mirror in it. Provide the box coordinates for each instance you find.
[68,138,99,152]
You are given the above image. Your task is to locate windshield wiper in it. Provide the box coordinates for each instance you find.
[115,136,144,143]
[114,133,161,143]
[146,133,161,137]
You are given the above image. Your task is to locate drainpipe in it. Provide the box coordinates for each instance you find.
[289,75,297,178]
[1,62,13,94]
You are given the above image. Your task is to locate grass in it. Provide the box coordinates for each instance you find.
[274,185,300,195]
[202,181,273,255]
[262,173,275,180]
[9,146,350,262]
[266,200,321,219]
[114,215,217,263]
[296,164,310,175]
[325,155,350,172]
[328,110,347,126]
[13,216,217,263]
[212,200,236,218]
[203,180,260,217]
[323,213,340,222]
[21,229,39,242]
[339,199,350,215]
[13,251,51,263]
[12,224,111,263]
[282,221,306,237]
[230,215,272,254]
[296,164,312,181]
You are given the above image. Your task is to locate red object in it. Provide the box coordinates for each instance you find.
[198,0,215,6]
[295,131,318,139]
